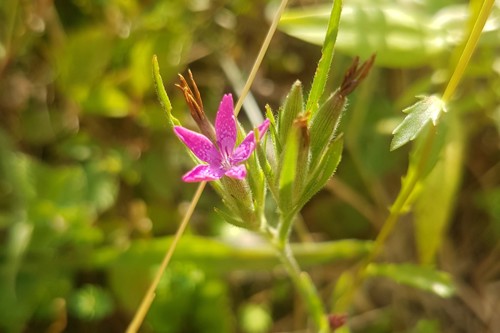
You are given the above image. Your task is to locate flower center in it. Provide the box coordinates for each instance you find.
[219,147,233,170]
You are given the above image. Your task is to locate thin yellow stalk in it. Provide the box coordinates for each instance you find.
[126,182,206,333]
[442,0,495,102]
[233,0,290,116]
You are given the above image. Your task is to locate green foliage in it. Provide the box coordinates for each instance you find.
[279,1,500,67]
[1,0,499,331]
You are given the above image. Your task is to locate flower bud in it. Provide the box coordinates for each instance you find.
[309,91,346,168]
[278,81,304,150]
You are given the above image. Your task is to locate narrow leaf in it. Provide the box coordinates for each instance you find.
[304,0,342,117]
[152,55,179,127]
[265,104,282,154]
[366,263,455,298]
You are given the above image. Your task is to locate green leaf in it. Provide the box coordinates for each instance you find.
[280,2,447,68]
[152,55,178,128]
[304,0,342,117]
[391,95,446,151]
[265,104,281,155]
[366,263,455,298]
[414,112,464,264]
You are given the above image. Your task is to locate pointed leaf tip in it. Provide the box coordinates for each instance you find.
[390,95,446,151]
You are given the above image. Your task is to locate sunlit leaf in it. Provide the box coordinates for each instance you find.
[391,95,446,151]
[280,2,447,68]
[366,263,455,298]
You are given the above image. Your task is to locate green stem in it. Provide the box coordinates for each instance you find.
[370,129,436,260]
[277,214,295,247]
[273,241,330,333]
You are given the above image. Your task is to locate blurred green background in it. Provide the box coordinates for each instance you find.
[0,0,499,332]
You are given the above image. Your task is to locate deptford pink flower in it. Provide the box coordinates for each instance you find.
[174,94,270,182]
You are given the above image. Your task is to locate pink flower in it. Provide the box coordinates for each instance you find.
[174,94,270,182]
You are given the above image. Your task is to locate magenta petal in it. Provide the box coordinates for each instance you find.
[232,119,270,164]
[215,94,237,157]
[225,164,246,179]
[174,126,221,164]
[182,164,225,182]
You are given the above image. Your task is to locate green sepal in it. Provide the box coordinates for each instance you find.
[220,177,257,229]
[309,91,346,168]
[246,149,265,218]
[297,134,343,213]
[278,126,299,215]
[265,104,281,155]
[214,207,249,230]
[256,141,278,203]
[278,81,304,146]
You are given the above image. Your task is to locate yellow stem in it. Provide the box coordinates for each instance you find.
[442,0,494,102]
[233,0,290,116]
[126,182,207,333]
